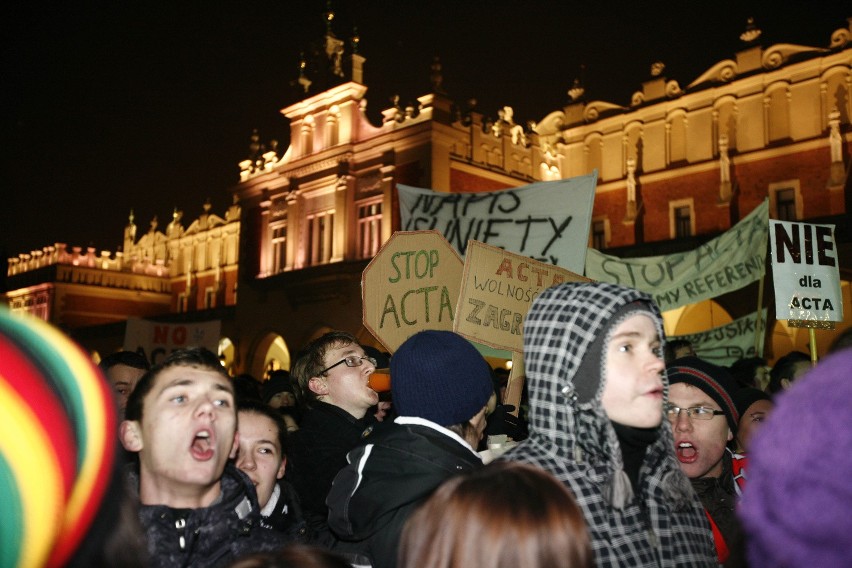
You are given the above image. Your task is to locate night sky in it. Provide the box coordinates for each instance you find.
[2,2,846,259]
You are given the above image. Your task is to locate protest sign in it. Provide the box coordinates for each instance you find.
[454,240,591,352]
[362,231,464,353]
[397,172,597,273]
[586,200,769,312]
[770,220,843,324]
[669,309,767,367]
[124,318,221,365]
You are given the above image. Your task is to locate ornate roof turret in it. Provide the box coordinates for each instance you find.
[289,2,366,101]
[351,26,360,55]
[567,77,585,102]
[430,56,446,94]
[740,17,762,44]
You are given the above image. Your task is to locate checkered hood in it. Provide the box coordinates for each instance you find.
[523,282,666,456]
[503,282,716,567]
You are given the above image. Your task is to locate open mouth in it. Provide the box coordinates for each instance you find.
[190,429,215,461]
[676,441,697,463]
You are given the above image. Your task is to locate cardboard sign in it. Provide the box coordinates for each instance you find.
[454,240,591,352]
[770,220,843,323]
[398,172,597,273]
[362,231,464,353]
[123,318,221,366]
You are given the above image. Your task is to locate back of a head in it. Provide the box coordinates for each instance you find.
[398,461,592,568]
[767,350,810,394]
[664,339,695,366]
[98,349,150,373]
[739,349,852,567]
[827,327,852,354]
[227,545,352,568]
[390,330,493,427]
[729,356,767,389]
[233,373,263,404]
[0,308,145,567]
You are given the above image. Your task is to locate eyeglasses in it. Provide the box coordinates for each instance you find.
[319,355,377,375]
[664,402,725,421]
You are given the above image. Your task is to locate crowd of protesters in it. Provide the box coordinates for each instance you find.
[2,282,851,568]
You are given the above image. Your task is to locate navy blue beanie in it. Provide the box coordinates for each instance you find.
[391,330,494,427]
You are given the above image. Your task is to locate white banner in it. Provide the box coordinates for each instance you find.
[398,172,597,274]
[770,220,843,322]
[669,309,767,367]
[585,200,769,312]
[123,318,221,366]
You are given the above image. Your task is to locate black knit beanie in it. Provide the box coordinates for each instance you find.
[667,356,740,434]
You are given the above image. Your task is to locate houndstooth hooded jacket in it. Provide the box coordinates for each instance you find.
[502,282,717,567]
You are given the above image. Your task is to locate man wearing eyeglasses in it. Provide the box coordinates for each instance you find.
[667,356,746,568]
[286,331,380,546]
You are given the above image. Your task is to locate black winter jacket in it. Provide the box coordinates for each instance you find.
[135,464,289,568]
[326,417,483,568]
[692,450,748,567]
[286,401,372,537]
[259,478,310,543]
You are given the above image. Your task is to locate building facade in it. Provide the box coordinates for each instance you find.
[5,15,852,376]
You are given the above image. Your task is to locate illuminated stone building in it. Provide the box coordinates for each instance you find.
[5,14,852,374]
[235,15,851,371]
[4,199,244,366]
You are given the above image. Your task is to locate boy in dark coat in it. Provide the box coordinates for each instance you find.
[327,330,494,568]
[120,347,288,568]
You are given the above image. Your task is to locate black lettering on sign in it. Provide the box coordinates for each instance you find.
[774,223,836,267]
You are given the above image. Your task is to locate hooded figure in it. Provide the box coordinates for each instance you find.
[502,282,715,567]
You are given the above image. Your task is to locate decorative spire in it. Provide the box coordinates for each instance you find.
[249,129,261,159]
[351,26,360,55]
[297,51,312,93]
[567,65,586,102]
[740,17,762,43]
[298,51,307,77]
[324,1,335,35]
[430,56,445,93]
[650,61,665,77]
[567,77,585,101]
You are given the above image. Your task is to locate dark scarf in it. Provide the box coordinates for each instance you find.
[612,421,659,491]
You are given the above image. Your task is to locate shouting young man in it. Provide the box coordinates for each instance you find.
[120,347,287,568]
[667,357,747,567]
